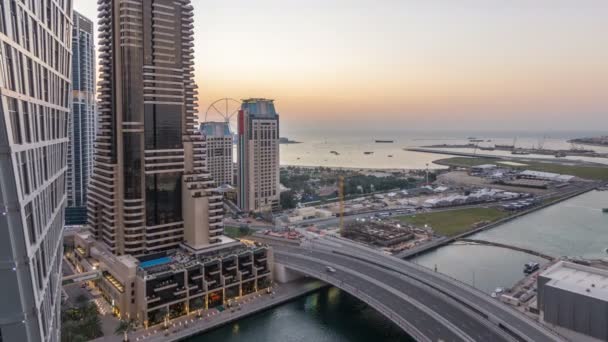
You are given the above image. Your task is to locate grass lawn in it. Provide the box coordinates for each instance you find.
[397,207,510,237]
[224,225,251,239]
[435,157,608,181]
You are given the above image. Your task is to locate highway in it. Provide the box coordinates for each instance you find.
[275,247,515,342]
[276,252,468,342]
[297,236,564,342]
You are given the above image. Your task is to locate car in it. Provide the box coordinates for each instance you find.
[325,266,336,273]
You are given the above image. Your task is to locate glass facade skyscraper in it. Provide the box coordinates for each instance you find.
[88,0,226,257]
[66,11,95,225]
[0,1,73,341]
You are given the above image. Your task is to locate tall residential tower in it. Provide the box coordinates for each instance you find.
[237,99,281,213]
[66,11,96,225]
[0,1,73,341]
[200,121,234,187]
[88,0,226,256]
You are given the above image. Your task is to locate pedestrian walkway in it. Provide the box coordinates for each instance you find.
[90,279,326,342]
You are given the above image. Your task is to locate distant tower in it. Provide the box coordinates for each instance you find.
[200,122,234,186]
[88,0,226,255]
[237,99,281,213]
[0,1,73,341]
[67,11,96,225]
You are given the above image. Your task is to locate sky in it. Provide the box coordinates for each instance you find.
[75,0,608,132]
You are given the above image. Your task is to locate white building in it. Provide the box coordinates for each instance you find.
[200,121,233,186]
[538,261,608,341]
[0,1,73,341]
[237,99,280,213]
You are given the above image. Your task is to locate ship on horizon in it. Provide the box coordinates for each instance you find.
[375,139,394,143]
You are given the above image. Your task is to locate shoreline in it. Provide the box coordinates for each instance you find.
[280,164,443,172]
[397,184,599,259]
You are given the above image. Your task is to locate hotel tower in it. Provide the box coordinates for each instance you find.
[88,0,225,256]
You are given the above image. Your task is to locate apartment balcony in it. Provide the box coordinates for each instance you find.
[173,287,187,296]
[147,296,161,304]
[154,282,178,292]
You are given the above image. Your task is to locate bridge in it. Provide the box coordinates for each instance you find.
[274,236,564,342]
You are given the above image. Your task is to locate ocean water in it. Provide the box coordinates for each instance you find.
[279,130,608,169]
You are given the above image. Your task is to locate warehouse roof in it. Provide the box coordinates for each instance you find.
[541,261,608,302]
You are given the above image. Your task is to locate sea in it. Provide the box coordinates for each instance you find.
[278,129,608,169]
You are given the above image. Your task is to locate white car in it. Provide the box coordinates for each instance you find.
[325,266,336,273]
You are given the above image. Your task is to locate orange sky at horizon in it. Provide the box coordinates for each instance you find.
[75,0,608,130]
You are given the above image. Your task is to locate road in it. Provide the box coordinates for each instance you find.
[297,236,564,342]
[275,252,473,342]
[276,247,514,342]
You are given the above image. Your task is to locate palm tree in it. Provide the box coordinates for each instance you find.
[115,318,137,342]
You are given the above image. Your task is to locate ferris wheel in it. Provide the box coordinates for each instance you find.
[204,98,241,133]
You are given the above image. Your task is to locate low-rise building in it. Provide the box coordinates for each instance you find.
[68,231,273,325]
[537,261,608,341]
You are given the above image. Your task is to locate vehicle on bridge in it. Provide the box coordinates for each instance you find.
[325,266,336,273]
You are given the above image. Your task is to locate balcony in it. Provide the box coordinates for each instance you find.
[154,281,178,292]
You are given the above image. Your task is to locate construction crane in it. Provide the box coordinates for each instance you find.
[338,176,345,235]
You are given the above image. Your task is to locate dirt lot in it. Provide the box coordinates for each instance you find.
[437,171,549,195]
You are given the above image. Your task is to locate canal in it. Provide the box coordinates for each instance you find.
[186,286,412,342]
[412,190,608,294]
[192,190,606,340]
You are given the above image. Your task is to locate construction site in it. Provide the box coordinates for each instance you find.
[341,220,415,247]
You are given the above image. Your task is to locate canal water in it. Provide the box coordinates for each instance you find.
[192,190,606,340]
[186,286,412,342]
[412,190,608,293]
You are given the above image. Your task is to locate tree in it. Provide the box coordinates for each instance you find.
[280,190,297,209]
[115,318,138,342]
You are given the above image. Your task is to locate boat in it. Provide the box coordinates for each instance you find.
[364,151,374,155]
[388,155,393,158]
[524,262,540,274]
[375,139,394,143]
[330,151,340,156]
[512,149,530,155]
[469,139,484,143]
[603,208,608,213]
[479,146,495,151]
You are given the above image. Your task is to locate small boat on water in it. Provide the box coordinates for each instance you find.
[603,208,608,213]
[364,151,374,155]
[330,151,340,156]
[388,155,393,158]
[512,149,530,155]
[524,262,540,274]
[375,139,394,143]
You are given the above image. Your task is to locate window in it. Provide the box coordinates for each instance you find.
[8,97,21,144]
[22,101,31,143]
[25,202,35,245]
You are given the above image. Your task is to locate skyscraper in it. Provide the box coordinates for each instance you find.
[0,1,73,341]
[200,121,234,186]
[237,99,281,213]
[88,0,225,256]
[66,11,96,225]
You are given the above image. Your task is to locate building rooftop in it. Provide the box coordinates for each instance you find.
[519,170,575,182]
[541,261,608,302]
[241,98,277,117]
[200,121,232,137]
